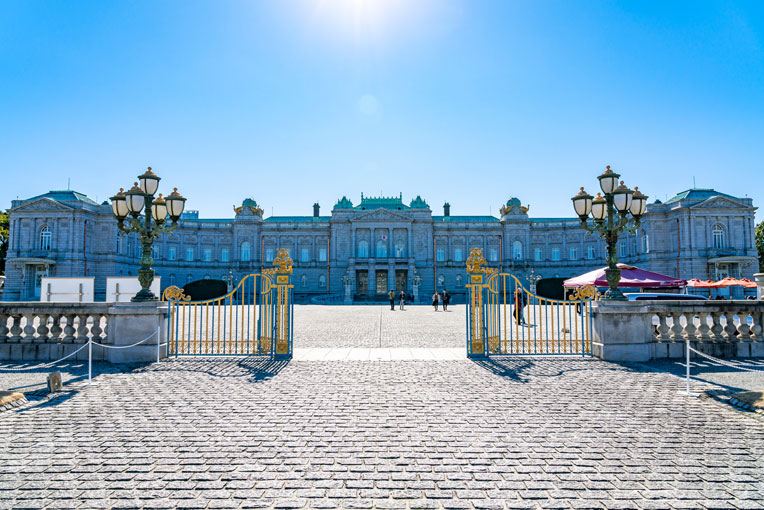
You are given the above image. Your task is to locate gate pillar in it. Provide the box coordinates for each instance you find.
[465,248,495,358]
[265,249,294,360]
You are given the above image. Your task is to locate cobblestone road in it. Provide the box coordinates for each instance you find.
[2,357,763,509]
[294,305,464,349]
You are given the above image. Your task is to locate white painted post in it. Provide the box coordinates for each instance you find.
[156,325,161,363]
[87,337,92,386]
[678,337,699,397]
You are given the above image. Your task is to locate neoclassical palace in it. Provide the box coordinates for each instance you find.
[2,188,758,302]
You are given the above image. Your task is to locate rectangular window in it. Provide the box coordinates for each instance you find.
[454,248,463,261]
[168,246,176,261]
[551,248,560,261]
[641,235,648,253]
[569,246,577,260]
[185,248,194,261]
[534,248,543,261]
[203,249,212,262]
[619,242,626,258]
[301,248,310,262]
[152,245,160,260]
[632,239,637,255]
[318,248,327,262]
[221,248,229,262]
[587,246,595,260]
[488,248,498,262]
[265,248,274,262]
[436,248,446,262]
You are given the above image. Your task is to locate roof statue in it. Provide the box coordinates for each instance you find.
[335,196,354,209]
[409,195,429,209]
[234,198,263,216]
[500,197,529,216]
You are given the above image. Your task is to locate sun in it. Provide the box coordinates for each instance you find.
[309,0,409,45]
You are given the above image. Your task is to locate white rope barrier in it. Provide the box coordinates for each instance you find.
[0,342,90,372]
[679,337,764,398]
[687,345,764,373]
[1,326,165,387]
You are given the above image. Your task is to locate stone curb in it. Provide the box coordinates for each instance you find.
[0,395,28,412]
[728,396,764,414]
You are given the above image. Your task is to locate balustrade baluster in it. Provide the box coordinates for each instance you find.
[723,311,738,342]
[9,315,22,343]
[697,312,712,343]
[683,312,697,342]
[76,315,91,344]
[90,315,104,343]
[710,312,724,342]
[62,314,76,343]
[736,312,752,341]
[35,314,50,343]
[0,313,9,343]
[49,315,63,342]
[669,312,684,342]
[656,313,671,342]
[750,312,763,342]
[22,313,37,343]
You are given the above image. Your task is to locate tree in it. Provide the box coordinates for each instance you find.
[757,220,764,273]
[0,210,8,275]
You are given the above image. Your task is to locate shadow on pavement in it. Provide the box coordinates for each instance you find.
[133,357,289,382]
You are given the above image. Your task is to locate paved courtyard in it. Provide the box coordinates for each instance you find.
[1,305,763,509]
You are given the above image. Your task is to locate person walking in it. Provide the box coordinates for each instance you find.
[432,291,439,311]
[399,290,406,310]
[442,289,450,311]
[388,289,395,311]
[514,287,528,325]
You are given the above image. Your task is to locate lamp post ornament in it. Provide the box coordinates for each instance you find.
[571,165,647,301]
[527,268,541,295]
[110,167,186,302]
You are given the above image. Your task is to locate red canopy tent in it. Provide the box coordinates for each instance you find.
[563,264,687,289]
[711,276,757,289]
[686,278,716,288]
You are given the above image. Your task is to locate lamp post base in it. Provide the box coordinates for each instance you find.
[601,288,628,301]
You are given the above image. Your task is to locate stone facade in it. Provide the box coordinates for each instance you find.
[2,189,758,302]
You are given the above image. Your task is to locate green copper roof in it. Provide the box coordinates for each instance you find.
[433,215,498,222]
[355,192,409,210]
[264,216,330,223]
[664,188,739,204]
[409,195,429,209]
[26,190,100,206]
[335,196,353,209]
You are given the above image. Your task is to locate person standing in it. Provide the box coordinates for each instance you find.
[442,289,450,311]
[388,289,395,311]
[432,291,439,311]
[399,290,406,310]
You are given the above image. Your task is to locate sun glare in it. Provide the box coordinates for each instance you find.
[309,0,412,46]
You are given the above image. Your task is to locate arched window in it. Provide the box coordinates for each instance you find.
[301,275,308,288]
[712,224,725,249]
[641,232,649,253]
[512,240,523,260]
[456,274,463,287]
[39,226,51,251]
[357,240,369,258]
[319,275,327,288]
[240,242,251,262]
[376,240,387,258]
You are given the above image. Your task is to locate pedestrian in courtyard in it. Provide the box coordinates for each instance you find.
[442,289,450,311]
[399,290,406,310]
[432,292,439,311]
[388,289,395,310]
[514,287,528,326]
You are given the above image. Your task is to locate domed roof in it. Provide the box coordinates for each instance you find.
[505,197,521,207]
[241,198,258,208]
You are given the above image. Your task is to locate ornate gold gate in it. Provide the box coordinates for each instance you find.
[164,249,294,358]
[466,248,594,357]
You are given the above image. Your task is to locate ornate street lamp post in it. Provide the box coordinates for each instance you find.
[411,270,423,304]
[571,165,647,301]
[341,274,354,305]
[526,268,541,295]
[224,269,235,292]
[110,167,186,302]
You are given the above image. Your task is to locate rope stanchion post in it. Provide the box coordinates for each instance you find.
[156,325,160,363]
[678,337,700,397]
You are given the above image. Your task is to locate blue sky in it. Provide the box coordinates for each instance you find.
[1,0,762,220]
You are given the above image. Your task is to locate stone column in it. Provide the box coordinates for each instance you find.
[755,274,764,301]
[388,267,394,293]
[368,268,376,295]
[107,302,168,363]
[591,301,653,362]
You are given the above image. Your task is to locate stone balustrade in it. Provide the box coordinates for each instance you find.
[592,300,764,361]
[0,302,167,362]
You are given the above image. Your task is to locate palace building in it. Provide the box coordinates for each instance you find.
[2,189,758,302]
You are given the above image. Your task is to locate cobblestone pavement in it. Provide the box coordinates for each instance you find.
[294,305,464,349]
[2,357,763,509]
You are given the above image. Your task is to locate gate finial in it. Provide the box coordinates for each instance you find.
[265,248,293,275]
[466,248,496,275]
